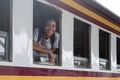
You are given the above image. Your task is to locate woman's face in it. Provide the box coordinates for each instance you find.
[45,20,56,37]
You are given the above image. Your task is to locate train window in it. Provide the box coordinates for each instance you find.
[99,30,110,70]
[33,0,61,66]
[117,37,120,69]
[0,0,11,61]
[74,18,91,68]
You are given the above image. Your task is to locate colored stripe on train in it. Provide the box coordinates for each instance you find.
[0,66,120,77]
[0,76,119,80]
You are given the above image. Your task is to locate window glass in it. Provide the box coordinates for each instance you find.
[74,18,91,68]
[99,30,110,70]
[33,0,61,66]
[117,37,120,69]
[0,0,11,61]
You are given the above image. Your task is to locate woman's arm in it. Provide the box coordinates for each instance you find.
[33,40,55,63]
[33,40,53,55]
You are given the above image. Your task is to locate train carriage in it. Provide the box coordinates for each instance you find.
[0,0,120,80]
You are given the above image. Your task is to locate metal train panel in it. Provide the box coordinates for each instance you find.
[0,0,120,80]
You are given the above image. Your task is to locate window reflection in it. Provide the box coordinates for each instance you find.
[0,0,11,61]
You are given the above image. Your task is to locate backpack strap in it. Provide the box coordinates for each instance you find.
[50,33,55,48]
[37,28,43,42]
[37,28,55,48]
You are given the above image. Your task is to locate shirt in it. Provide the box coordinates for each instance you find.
[33,28,59,57]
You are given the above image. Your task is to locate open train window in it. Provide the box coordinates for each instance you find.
[117,37,120,69]
[33,0,61,66]
[74,18,91,68]
[0,0,11,61]
[99,30,110,70]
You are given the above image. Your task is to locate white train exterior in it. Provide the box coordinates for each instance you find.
[0,0,120,80]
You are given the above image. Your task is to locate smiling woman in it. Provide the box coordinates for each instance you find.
[33,0,61,66]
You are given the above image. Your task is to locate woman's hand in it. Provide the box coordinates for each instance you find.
[49,57,55,64]
[48,50,55,64]
[33,40,43,49]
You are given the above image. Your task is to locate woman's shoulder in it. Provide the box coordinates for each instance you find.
[54,32,59,40]
[54,32,59,37]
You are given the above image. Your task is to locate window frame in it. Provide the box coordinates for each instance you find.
[73,18,91,68]
[33,0,62,66]
[117,37,120,69]
[0,0,12,62]
[99,29,111,70]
